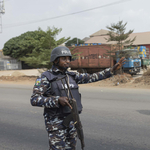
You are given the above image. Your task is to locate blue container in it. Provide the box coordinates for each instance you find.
[140,46,146,51]
[139,54,143,58]
[98,43,101,45]
[139,46,146,49]
[75,44,77,46]
[135,46,146,52]
[85,44,88,46]
[93,43,97,45]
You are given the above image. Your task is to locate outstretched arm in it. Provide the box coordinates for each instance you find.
[75,68,112,84]
[74,57,126,84]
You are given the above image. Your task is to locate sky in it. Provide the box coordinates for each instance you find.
[0,0,150,49]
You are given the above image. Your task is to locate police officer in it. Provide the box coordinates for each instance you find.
[30,46,125,150]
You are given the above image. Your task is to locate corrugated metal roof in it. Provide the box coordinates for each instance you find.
[82,37,90,42]
[90,29,109,37]
[85,35,116,44]
[129,32,150,45]
[86,31,150,45]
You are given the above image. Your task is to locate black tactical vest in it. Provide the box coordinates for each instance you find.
[42,71,83,117]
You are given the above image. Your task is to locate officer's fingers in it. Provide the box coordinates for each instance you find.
[119,60,124,64]
[120,61,126,65]
[64,97,69,100]
[119,57,123,61]
[115,63,118,66]
[60,101,66,106]
[58,98,67,106]
[66,101,72,109]
[119,57,126,62]
[66,97,69,101]
[121,60,126,65]
[121,57,125,60]
[122,58,126,61]
[119,60,126,65]
[122,59,126,63]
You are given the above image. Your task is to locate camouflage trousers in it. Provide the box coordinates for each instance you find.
[44,114,77,150]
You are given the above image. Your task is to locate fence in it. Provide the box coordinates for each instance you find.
[0,51,22,70]
[0,59,22,70]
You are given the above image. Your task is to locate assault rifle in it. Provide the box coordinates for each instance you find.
[58,76,85,150]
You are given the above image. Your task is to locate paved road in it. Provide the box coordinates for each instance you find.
[0,84,150,150]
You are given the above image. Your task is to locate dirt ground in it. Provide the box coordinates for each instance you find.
[0,69,150,89]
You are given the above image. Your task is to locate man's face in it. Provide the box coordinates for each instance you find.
[55,56,71,71]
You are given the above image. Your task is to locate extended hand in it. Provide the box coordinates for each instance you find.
[58,97,72,109]
[111,57,126,72]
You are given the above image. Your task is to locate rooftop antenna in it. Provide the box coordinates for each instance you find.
[0,0,5,33]
[0,0,5,14]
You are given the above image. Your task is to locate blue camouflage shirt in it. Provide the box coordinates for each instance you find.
[30,66,112,109]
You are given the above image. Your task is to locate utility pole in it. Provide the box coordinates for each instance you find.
[0,0,5,33]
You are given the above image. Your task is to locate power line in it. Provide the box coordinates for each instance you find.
[4,0,130,29]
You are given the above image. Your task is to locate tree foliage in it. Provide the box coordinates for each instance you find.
[3,27,70,68]
[105,20,136,60]
[65,38,84,46]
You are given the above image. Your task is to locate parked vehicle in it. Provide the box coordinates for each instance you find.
[69,44,116,73]
[69,45,149,75]
[116,49,141,75]
[141,59,150,69]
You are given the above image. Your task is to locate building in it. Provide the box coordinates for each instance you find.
[85,29,150,58]
[82,37,90,42]
[0,50,22,70]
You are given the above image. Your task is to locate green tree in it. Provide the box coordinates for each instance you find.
[105,20,136,60]
[65,38,84,46]
[3,27,70,69]
[3,29,46,59]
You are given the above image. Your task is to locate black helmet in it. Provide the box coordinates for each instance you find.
[50,46,72,62]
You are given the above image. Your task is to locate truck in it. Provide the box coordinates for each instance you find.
[69,44,150,75]
[116,49,141,75]
[69,44,145,74]
[141,59,150,69]
[69,44,116,73]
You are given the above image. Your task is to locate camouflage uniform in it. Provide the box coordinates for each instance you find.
[30,66,112,150]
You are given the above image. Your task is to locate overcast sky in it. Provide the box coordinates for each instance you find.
[0,0,150,49]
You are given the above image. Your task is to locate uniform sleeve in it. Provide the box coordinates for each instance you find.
[74,68,112,84]
[30,75,59,108]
